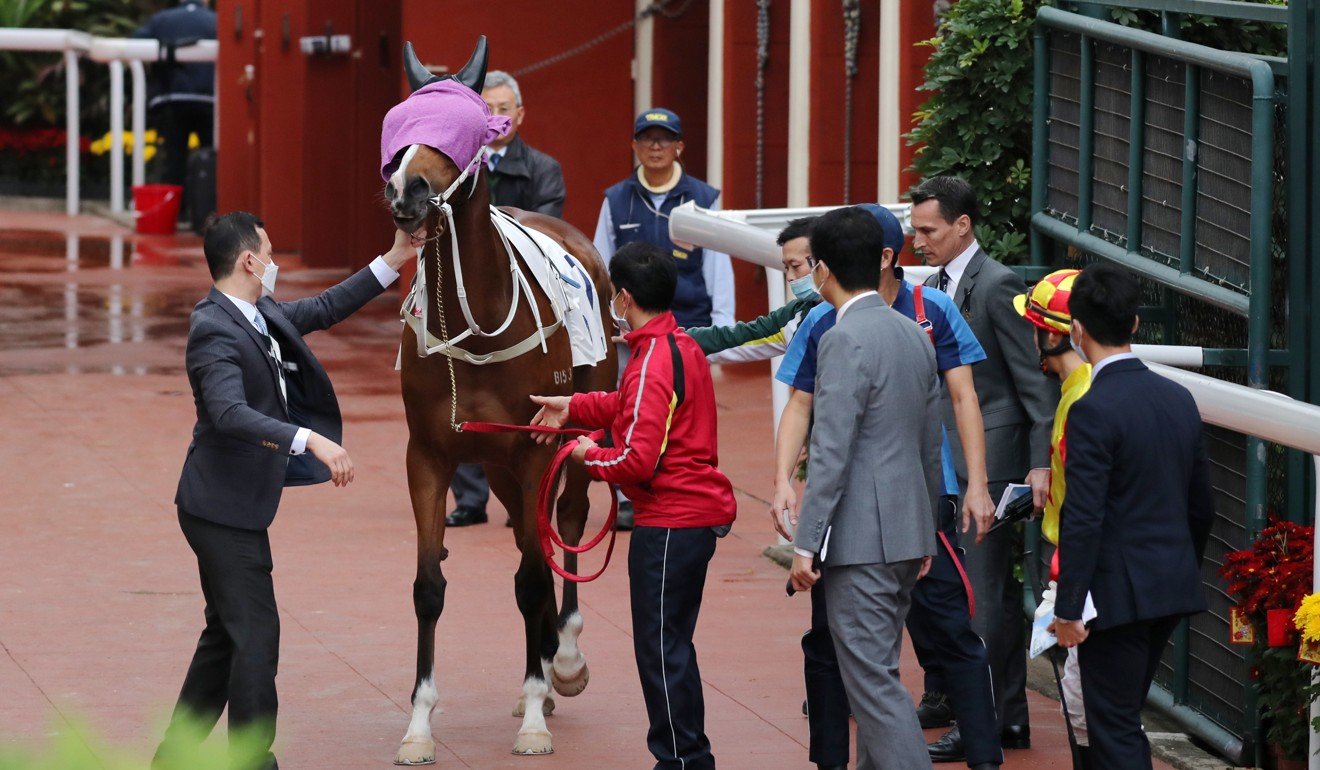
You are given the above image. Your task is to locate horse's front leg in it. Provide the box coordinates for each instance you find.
[394,441,453,766]
[550,460,592,697]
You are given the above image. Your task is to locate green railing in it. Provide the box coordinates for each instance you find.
[1029,6,1290,764]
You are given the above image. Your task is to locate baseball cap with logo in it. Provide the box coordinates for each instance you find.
[634,108,682,138]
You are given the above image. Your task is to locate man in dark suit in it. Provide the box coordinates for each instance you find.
[1052,263,1214,769]
[133,0,216,188]
[152,212,418,770]
[914,176,1058,747]
[446,69,568,528]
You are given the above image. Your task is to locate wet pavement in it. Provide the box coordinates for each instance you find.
[0,210,1172,768]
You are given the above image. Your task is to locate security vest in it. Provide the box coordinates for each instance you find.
[604,170,721,328]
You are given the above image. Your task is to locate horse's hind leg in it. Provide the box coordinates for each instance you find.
[395,442,453,766]
[491,466,558,755]
[550,461,591,698]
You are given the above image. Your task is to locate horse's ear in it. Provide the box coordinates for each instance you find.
[403,41,440,92]
[453,35,488,93]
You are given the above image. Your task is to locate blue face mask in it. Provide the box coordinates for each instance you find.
[788,273,820,302]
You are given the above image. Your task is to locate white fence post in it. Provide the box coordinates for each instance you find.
[128,59,147,189]
[64,49,79,216]
[108,59,124,213]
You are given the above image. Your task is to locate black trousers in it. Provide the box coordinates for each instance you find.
[451,463,490,511]
[1077,615,1180,770]
[629,525,718,770]
[153,101,213,189]
[804,497,1001,767]
[156,509,279,770]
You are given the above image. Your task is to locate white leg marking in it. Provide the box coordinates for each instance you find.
[512,669,554,755]
[551,611,590,697]
[394,675,438,765]
[403,676,438,743]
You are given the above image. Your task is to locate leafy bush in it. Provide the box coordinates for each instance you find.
[0,711,272,770]
[906,0,1044,265]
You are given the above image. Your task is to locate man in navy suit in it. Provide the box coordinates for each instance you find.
[154,212,419,770]
[1051,263,1215,770]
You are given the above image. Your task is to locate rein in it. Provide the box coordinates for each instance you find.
[460,421,620,583]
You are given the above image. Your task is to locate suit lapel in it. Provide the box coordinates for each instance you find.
[954,248,989,309]
[209,288,282,389]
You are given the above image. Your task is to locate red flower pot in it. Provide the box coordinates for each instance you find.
[1267,608,1298,647]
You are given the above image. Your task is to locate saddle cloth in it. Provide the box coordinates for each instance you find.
[491,210,608,368]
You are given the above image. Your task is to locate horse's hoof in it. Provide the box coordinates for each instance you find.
[512,729,554,755]
[393,739,436,765]
[512,695,555,717]
[551,660,589,697]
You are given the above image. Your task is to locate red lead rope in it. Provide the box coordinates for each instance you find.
[458,421,619,583]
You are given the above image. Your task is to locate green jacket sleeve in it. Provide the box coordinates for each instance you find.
[687,299,808,355]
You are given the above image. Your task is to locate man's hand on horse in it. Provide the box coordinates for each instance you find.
[528,395,572,444]
[570,436,597,463]
[382,226,428,272]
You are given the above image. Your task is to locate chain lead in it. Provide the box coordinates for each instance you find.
[842,0,861,204]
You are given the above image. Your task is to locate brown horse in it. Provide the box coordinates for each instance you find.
[383,39,618,764]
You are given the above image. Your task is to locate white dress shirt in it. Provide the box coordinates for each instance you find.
[593,195,736,327]
[938,240,981,300]
[220,256,400,456]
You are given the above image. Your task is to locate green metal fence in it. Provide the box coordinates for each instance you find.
[1028,5,1300,763]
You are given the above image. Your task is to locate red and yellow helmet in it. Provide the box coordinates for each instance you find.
[1013,268,1081,335]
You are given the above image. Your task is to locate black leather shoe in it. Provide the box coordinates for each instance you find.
[1000,724,1031,749]
[445,506,488,527]
[614,500,634,531]
[916,690,954,729]
[816,765,847,770]
[969,764,998,770]
[927,726,965,763]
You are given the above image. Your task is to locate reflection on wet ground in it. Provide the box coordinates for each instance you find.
[0,222,407,384]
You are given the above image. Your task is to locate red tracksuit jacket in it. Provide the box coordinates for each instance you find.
[569,312,737,529]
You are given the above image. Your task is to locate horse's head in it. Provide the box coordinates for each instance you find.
[383,38,497,233]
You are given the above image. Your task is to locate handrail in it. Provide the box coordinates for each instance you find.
[1067,0,1290,25]
[0,29,217,215]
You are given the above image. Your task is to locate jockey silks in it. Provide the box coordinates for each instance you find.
[604,171,720,328]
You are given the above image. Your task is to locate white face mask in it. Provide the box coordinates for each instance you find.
[1070,323,1089,364]
[249,252,278,297]
[609,292,632,335]
[809,261,828,295]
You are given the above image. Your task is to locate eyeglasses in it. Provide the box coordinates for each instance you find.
[636,135,678,148]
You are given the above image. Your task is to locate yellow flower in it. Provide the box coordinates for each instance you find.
[145,129,159,143]
[143,145,157,161]
[1293,593,1320,642]
[188,132,200,150]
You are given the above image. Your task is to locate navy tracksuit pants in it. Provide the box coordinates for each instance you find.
[630,525,719,770]
[804,497,1002,767]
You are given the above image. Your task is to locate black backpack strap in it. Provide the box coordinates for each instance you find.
[667,333,685,407]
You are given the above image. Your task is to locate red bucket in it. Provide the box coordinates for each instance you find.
[132,184,183,235]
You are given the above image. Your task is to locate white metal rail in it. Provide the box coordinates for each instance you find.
[0,29,217,216]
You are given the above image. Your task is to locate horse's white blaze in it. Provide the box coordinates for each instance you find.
[402,675,438,743]
[389,144,422,205]
[553,611,585,677]
[517,669,551,737]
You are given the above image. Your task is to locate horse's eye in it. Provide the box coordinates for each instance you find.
[408,177,428,195]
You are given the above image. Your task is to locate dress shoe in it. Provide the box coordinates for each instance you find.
[816,765,847,770]
[927,725,965,763]
[916,690,954,729]
[614,500,634,531]
[969,765,998,770]
[1000,724,1031,749]
[445,506,488,527]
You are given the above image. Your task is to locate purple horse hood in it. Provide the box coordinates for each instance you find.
[380,79,512,181]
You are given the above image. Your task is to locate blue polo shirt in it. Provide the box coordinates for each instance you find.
[776,278,986,496]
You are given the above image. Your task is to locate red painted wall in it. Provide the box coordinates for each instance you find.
[398,1,636,237]
[808,0,880,207]
[899,1,938,195]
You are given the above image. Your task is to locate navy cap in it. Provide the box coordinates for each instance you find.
[634,108,682,137]
[858,203,905,260]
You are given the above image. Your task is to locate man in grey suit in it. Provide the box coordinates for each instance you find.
[790,206,946,770]
[912,176,1059,748]
[153,212,418,770]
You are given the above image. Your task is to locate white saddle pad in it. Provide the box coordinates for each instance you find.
[492,210,608,368]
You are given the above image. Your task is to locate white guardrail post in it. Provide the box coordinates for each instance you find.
[0,30,216,216]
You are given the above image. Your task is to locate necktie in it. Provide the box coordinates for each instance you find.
[489,152,502,172]
[253,312,287,404]
[938,269,951,293]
